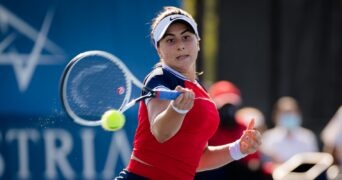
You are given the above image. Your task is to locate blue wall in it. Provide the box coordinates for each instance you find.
[0,0,180,179]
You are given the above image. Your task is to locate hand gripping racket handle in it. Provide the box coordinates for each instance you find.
[155,90,181,100]
[122,90,180,113]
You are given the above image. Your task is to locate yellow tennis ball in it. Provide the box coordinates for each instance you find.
[101,109,125,131]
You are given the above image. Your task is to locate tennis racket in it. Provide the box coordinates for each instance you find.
[60,50,180,126]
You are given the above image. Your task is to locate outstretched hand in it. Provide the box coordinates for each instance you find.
[239,119,262,154]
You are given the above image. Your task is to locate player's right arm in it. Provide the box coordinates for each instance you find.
[147,86,194,143]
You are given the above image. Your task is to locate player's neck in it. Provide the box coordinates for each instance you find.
[181,65,196,82]
[183,72,196,82]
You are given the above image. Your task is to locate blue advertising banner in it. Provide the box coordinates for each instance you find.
[0,0,180,179]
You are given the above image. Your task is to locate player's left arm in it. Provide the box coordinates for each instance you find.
[196,119,262,172]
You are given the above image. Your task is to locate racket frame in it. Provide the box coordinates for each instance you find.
[60,50,180,127]
[60,50,148,126]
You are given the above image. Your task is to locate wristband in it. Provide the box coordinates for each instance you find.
[170,103,189,114]
[229,139,247,160]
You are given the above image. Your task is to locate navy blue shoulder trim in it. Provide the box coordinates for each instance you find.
[142,67,184,96]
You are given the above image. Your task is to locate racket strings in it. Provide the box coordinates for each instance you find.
[65,55,130,121]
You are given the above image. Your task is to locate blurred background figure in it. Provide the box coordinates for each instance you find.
[208,80,242,108]
[261,96,319,174]
[236,107,268,134]
[321,105,342,175]
[207,80,243,146]
[196,80,265,179]
[208,81,246,148]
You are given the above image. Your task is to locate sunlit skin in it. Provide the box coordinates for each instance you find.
[144,22,199,144]
[131,22,199,165]
[132,22,262,172]
[157,22,200,82]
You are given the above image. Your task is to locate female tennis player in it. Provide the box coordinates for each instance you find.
[115,6,262,180]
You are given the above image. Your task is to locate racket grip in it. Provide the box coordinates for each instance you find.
[155,90,181,100]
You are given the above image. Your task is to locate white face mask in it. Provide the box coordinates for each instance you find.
[278,113,302,130]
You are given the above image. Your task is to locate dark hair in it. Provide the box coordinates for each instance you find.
[218,103,238,128]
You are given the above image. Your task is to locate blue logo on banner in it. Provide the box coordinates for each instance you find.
[0,5,66,92]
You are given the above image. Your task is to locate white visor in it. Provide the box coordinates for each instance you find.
[152,14,200,48]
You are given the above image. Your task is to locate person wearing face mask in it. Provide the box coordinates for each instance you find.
[260,96,318,173]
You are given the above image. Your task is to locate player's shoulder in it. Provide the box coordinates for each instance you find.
[144,65,179,83]
[143,64,184,90]
[144,66,165,84]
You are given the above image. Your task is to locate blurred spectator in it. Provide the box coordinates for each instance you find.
[208,80,242,108]
[261,96,319,174]
[321,105,342,171]
[236,107,268,134]
[207,81,244,146]
[195,81,264,179]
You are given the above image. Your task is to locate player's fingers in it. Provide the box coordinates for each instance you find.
[240,140,255,154]
[172,87,194,110]
[241,136,258,154]
[180,91,194,108]
[244,131,262,148]
[252,131,262,145]
[174,86,185,102]
[175,85,183,91]
[184,90,195,100]
[174,93,184,104]
[177,88,193,101]
[245,133,260,145]
[247,118,255,130]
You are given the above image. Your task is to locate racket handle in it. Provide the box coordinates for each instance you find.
[155,90,181,100]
